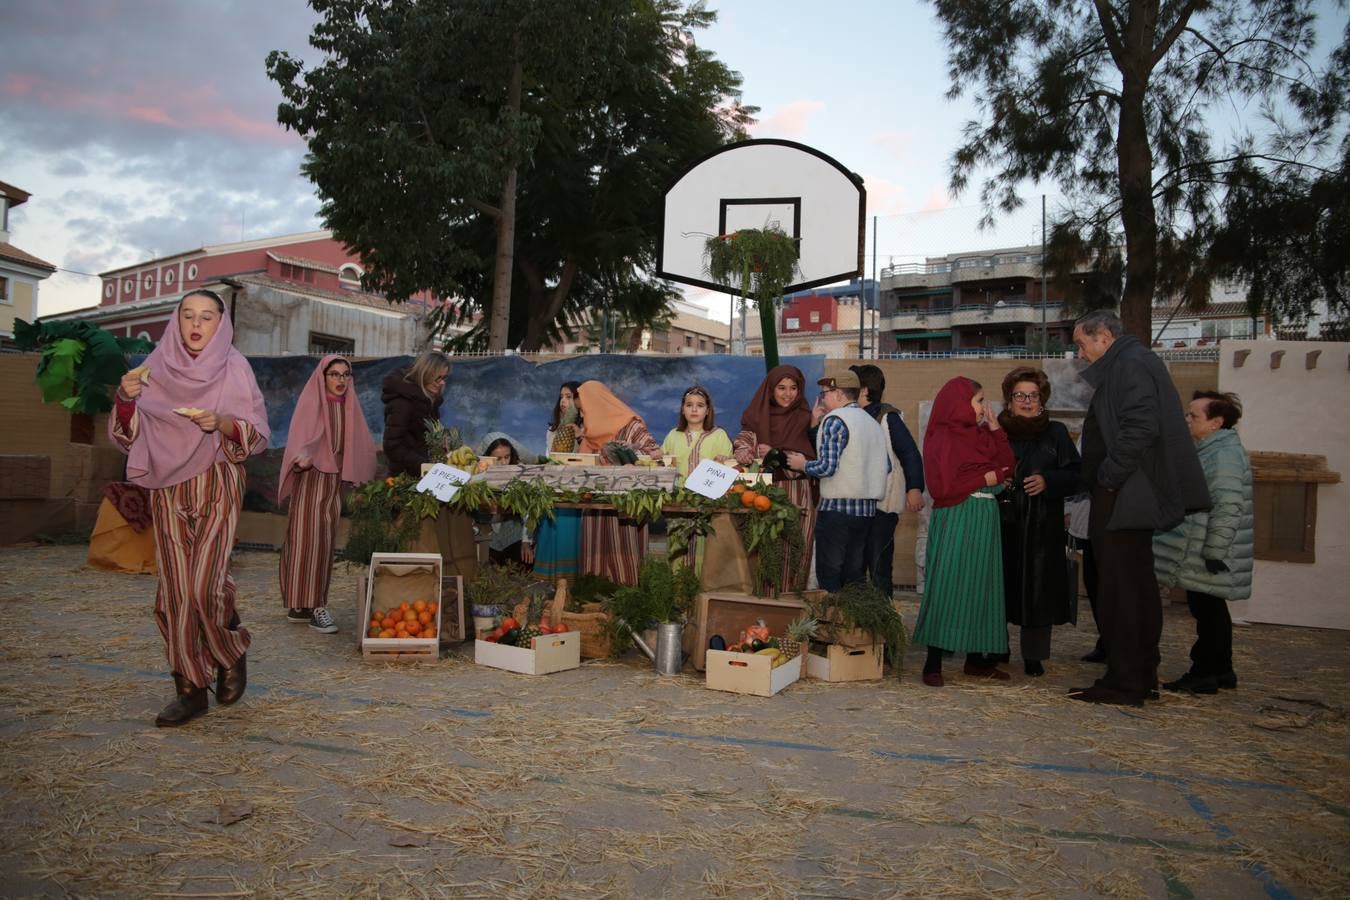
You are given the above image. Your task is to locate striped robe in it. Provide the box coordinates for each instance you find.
[280,401,344,610]
[732,429,818,592]
[581,418,661,585]
[113,412,266,690]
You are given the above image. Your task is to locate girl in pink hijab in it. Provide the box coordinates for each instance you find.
[277,355,377,632]
[112,289,270,727]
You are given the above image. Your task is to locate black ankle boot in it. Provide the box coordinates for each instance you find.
[1024,660,1045,677]
[216,653,247,705]
[156,673,208,727]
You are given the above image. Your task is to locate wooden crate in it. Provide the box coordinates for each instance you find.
[548,452,599,466]
[354,572,464,648]
[690,592,808,671]
[805,642,884,682]
[475,630,581,675]
[360,553,442,663]
[705,649,802,697]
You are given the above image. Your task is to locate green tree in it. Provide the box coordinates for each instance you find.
[931,0,1348,339]
[267,0,752,352]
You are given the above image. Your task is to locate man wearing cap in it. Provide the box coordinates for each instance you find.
[784,372,889,592]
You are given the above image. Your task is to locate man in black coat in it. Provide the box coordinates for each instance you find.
[1070,310,1209,705]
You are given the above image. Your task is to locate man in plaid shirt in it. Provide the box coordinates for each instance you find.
[785,371,889,591]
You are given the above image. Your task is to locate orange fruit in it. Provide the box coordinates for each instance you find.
[382,616,397,629]
[371,609,385,621]
[427,602,438,615]
[413,599,427,613]
[422,625,436,637]
[385,477,396,487]
[403,609,419,623]
[399,602,411,612]
[379,628,396,639]
[753,494,772,512]
[417,610,432,625]
[740,490,758,508]
[368,626,382,638]
[730,483,747,494]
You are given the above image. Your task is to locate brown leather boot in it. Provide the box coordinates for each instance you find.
[216,652,246,705]
[155,673,208,727]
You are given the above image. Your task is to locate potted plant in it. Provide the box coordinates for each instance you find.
[703,225,799,370]
[604,558,699,673]
[465,562,536,636]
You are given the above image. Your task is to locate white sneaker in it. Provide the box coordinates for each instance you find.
[309,607,338,634]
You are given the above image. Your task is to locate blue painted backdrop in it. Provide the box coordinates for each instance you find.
[244,354,826,511]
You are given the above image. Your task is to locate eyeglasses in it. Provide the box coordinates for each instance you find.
[326,371,352,380]
[1011,392,1041,402]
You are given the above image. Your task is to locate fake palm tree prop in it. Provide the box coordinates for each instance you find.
[14,318,154,415]
[704,226,798,370]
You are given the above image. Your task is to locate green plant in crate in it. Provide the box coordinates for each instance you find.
[603,558,699,657]
[465,562,535,614]
[810,582,908,676]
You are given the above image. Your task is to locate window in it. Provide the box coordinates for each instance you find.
[785,316,800,330]
[309,332,355,355]
[821,323,832,333]
[1253,482,1317,563]
[684,334,693,348]
[699,338,707,350]
[0,276,8,304]
[809,310,820,323]
[339,264,363,288]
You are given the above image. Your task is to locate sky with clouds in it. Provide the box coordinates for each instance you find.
[3,0,1340,322]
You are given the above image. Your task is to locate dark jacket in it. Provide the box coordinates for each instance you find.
[1080,335,1209,531]
[1000,419,1080,627]
[381,365,443,478]
[863,401,925,495]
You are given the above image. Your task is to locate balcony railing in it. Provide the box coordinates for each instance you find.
[887,301,1066,330]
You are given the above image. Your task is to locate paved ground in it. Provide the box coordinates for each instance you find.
[0,545,1347,898]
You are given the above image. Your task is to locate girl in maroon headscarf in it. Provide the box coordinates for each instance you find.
[278,355,377,633]
[112,289,270,726]
[912,377,1015,686]
[733,365,819,591]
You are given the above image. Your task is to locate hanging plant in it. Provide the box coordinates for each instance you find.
[14,318,154,415]
[703,226,799,370]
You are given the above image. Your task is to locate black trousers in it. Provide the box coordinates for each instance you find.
[1185,590,1233,676]
[864,510,899,596]
[1089,487,1161,696]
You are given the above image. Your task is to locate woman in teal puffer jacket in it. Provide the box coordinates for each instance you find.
[1153,391,1253,695]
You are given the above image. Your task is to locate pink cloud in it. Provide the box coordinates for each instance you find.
[861,174,908,217]
[871,130,914,160]
[750,100,825,138]
[921,185,954,213]
[3,71,296,146]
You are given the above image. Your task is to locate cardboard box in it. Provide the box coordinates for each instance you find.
[360,553,443,663]
[805,642,884,682]
[475,630,581,675]
[705,649,803,697]
[690,592,809,671]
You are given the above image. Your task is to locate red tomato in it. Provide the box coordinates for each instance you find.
[538,623,553,634]
[486,626,505,643]
[500,616,519,631]
[553,622,569,633]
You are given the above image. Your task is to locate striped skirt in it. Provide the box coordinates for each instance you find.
[781,477,818,592]
[581,510,647,586]
[280,468,342,610]
[533,508,582,579]
[913,491,1009,655]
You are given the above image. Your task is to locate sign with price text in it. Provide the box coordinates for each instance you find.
[416,464,472,502]
[684,459,738,500]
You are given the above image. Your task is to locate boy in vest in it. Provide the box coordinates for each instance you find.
[850,365,925,596]
[784,372,889,592]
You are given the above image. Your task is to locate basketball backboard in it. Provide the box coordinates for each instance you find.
[658,139,865,294]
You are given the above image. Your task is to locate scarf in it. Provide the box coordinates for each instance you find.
[738,364,815,458]
[577,381,642,452]
[278,355,378,503]
[114,299,269,489]
[996,407,1050,441]
[924,377,1013,508]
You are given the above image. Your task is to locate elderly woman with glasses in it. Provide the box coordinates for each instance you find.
[381,350,451,477]
[995,366,1082,676]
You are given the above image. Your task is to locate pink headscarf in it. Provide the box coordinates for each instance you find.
[113,296,270,489]
[278,355,377,503]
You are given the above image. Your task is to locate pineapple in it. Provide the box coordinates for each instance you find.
[781,614,819,661]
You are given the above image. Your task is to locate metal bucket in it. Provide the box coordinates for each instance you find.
[655,622,684,676]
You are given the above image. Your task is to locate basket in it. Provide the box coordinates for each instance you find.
[560,602,612,659]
